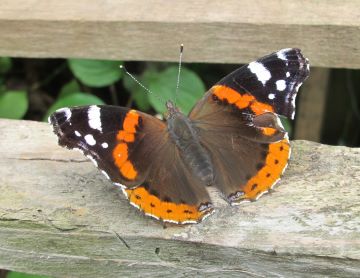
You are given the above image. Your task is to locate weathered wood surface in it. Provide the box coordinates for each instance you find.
[0,119,359,277]
[0,0,359,68]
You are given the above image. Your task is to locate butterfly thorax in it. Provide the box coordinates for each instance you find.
[166,101,214,186]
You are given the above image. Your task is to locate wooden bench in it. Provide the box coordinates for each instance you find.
[0,1,359,276]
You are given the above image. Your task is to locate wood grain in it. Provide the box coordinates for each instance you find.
[0,0,359,68]
[0,119,359,276]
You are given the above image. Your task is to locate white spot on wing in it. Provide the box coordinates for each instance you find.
[231,199,250,206]
[288,143,292,160]
[200,209,215,222]
[281,161,289,175]
[255,190,268,200]
[101,170,110,179]
[248,62,271,85]
[276,80,286,91]
[86,155,98,167]
[73,147,84,155]
[276,48,291,61]
[270,178,281,189]
[291,96,297,111]
[101,142,108,149]
[291,110,296,119]
[163,219,179,224]
[276,116,285,129]
[56,107,71,121]
[88,105,102,132]
[155,114,163,120]
[84,134,96,146]
[268,93,275,100]
[114,182,126,189]
[286,72,290,78]
[75,130,81,137]
[181,220,198,224]
[145,213,160,220]
[121,187,129,198]
[129,202,140,210]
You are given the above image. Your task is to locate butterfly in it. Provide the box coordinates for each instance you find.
[49,48,310,224]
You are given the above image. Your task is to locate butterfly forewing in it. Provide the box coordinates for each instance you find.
[215,48,309,119]
[189,48,309,204]
[49,105,213,224]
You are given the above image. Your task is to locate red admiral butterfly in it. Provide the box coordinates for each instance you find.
[49,48,310,224]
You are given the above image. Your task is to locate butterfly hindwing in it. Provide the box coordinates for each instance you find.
[49,105,213,224]
[189,48,309,204]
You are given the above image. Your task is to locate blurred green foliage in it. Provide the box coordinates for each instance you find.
[123,72,152,111]
[123,66,206,115]
[43,59,122,120]
[58,79,81,98]
[147,66,205,115]
[280,117,292,136]
[43,92,105,121]
[0,57,12,75]
[68,59,123,87]
[6,271,49,278]
[0,56,296,136]
[0,57,28,119]
[0,90,28,119]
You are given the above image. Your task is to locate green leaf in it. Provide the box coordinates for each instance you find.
[59,79,81,98]
[148,66,205,115]
[7,271,50,278]
[123,72,155,111]
[68,59,123,87]
[43,92,105,121]
[0,57,12,74]
[0,90,28,119]
[280,117,292,136]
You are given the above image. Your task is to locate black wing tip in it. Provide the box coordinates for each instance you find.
[48,111,62,137]
[275,48,310,120]
[278,48,310,74]
[48,107,75,148]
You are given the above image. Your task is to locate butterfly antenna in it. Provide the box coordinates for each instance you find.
[174,44,184,106]
[119,65,165,105]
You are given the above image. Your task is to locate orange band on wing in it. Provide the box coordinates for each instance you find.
[212,85,242,104]
[250,102,274,115]
[123,110,139,133]
[124,186,209,223]
[113,143,128,166]
[261,127,277,136]
[117,131,135,142]
[212,85,274,114]
[112,110,139,180]
[121,161,137,180]
[240,138,290,200]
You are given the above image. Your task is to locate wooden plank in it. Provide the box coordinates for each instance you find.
[0,119,359,277]
[294,68,329,141]
[0,0,359,68]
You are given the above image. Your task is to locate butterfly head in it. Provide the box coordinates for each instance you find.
[165,100,181,118]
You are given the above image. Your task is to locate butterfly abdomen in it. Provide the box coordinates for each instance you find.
[167,112,214,186]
